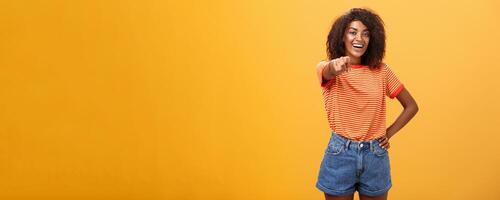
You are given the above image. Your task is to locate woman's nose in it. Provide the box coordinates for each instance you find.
[355,33,363,41]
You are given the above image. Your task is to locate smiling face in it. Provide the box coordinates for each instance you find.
[343,20,370,64]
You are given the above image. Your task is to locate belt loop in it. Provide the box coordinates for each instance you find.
[345,140,351,150]
[370,140,374,152]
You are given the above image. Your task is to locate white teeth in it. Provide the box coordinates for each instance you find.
[353,44,364,48]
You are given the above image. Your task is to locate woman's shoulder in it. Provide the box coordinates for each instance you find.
[377,62,390,72]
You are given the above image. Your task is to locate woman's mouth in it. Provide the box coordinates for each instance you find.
[353,43,364,48]
[352,43,364,52]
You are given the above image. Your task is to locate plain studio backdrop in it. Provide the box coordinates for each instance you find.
[0,0,499,199]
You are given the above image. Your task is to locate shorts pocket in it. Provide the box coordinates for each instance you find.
[372,142,388,156]
[325,139,345,155]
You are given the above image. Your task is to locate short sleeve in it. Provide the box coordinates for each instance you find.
[320,76,334,88]
[385,64,404,99]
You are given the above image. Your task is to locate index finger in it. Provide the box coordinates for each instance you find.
[343,56,351,70]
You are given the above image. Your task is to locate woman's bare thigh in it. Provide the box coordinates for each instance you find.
[359,192,388,200]
[324,192,354,200]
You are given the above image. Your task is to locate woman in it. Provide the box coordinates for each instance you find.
[315,8,418,200]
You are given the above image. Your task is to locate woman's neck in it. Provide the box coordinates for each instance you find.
[347,56,361,65]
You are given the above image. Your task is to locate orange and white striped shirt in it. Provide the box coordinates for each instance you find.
[317,63,404,141]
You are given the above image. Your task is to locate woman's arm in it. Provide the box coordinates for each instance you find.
[315,57,351,85]
[316,61,334,85]
[386,87,419,139]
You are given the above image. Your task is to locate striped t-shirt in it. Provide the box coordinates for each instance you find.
[317,63,404,141]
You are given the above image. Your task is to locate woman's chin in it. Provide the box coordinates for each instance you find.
[347,53,363,59]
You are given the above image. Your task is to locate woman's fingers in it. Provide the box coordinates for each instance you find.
[331,56,352,75]
[377,136,390,149]
[342,56,349,65]
[379,139,387,147]
[340,58,347,72]
[335,59,344,73]
[378,137,387,144]
[332,59,339,72]
[343,56,351,71]
[334,57,347,74]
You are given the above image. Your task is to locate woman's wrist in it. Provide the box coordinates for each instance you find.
[386,127,395,139]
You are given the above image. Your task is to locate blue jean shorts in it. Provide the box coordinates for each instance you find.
[315,131,392,197]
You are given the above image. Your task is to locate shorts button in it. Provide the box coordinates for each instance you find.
[360,144,364,147]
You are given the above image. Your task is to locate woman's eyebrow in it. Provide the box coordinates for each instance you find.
[349,27,370,31]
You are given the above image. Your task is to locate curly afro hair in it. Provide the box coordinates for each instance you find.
[326,8,386,69]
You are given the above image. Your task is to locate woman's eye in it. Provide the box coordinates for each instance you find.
[349,32,356,35]
[363,32,370,37]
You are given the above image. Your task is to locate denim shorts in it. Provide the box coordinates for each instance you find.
[315,131,392,197]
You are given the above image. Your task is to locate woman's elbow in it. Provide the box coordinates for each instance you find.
[409,103,419,115]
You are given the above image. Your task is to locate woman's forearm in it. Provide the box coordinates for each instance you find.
[386,105,418,139]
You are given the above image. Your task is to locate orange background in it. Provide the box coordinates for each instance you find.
[0,0,499,199]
